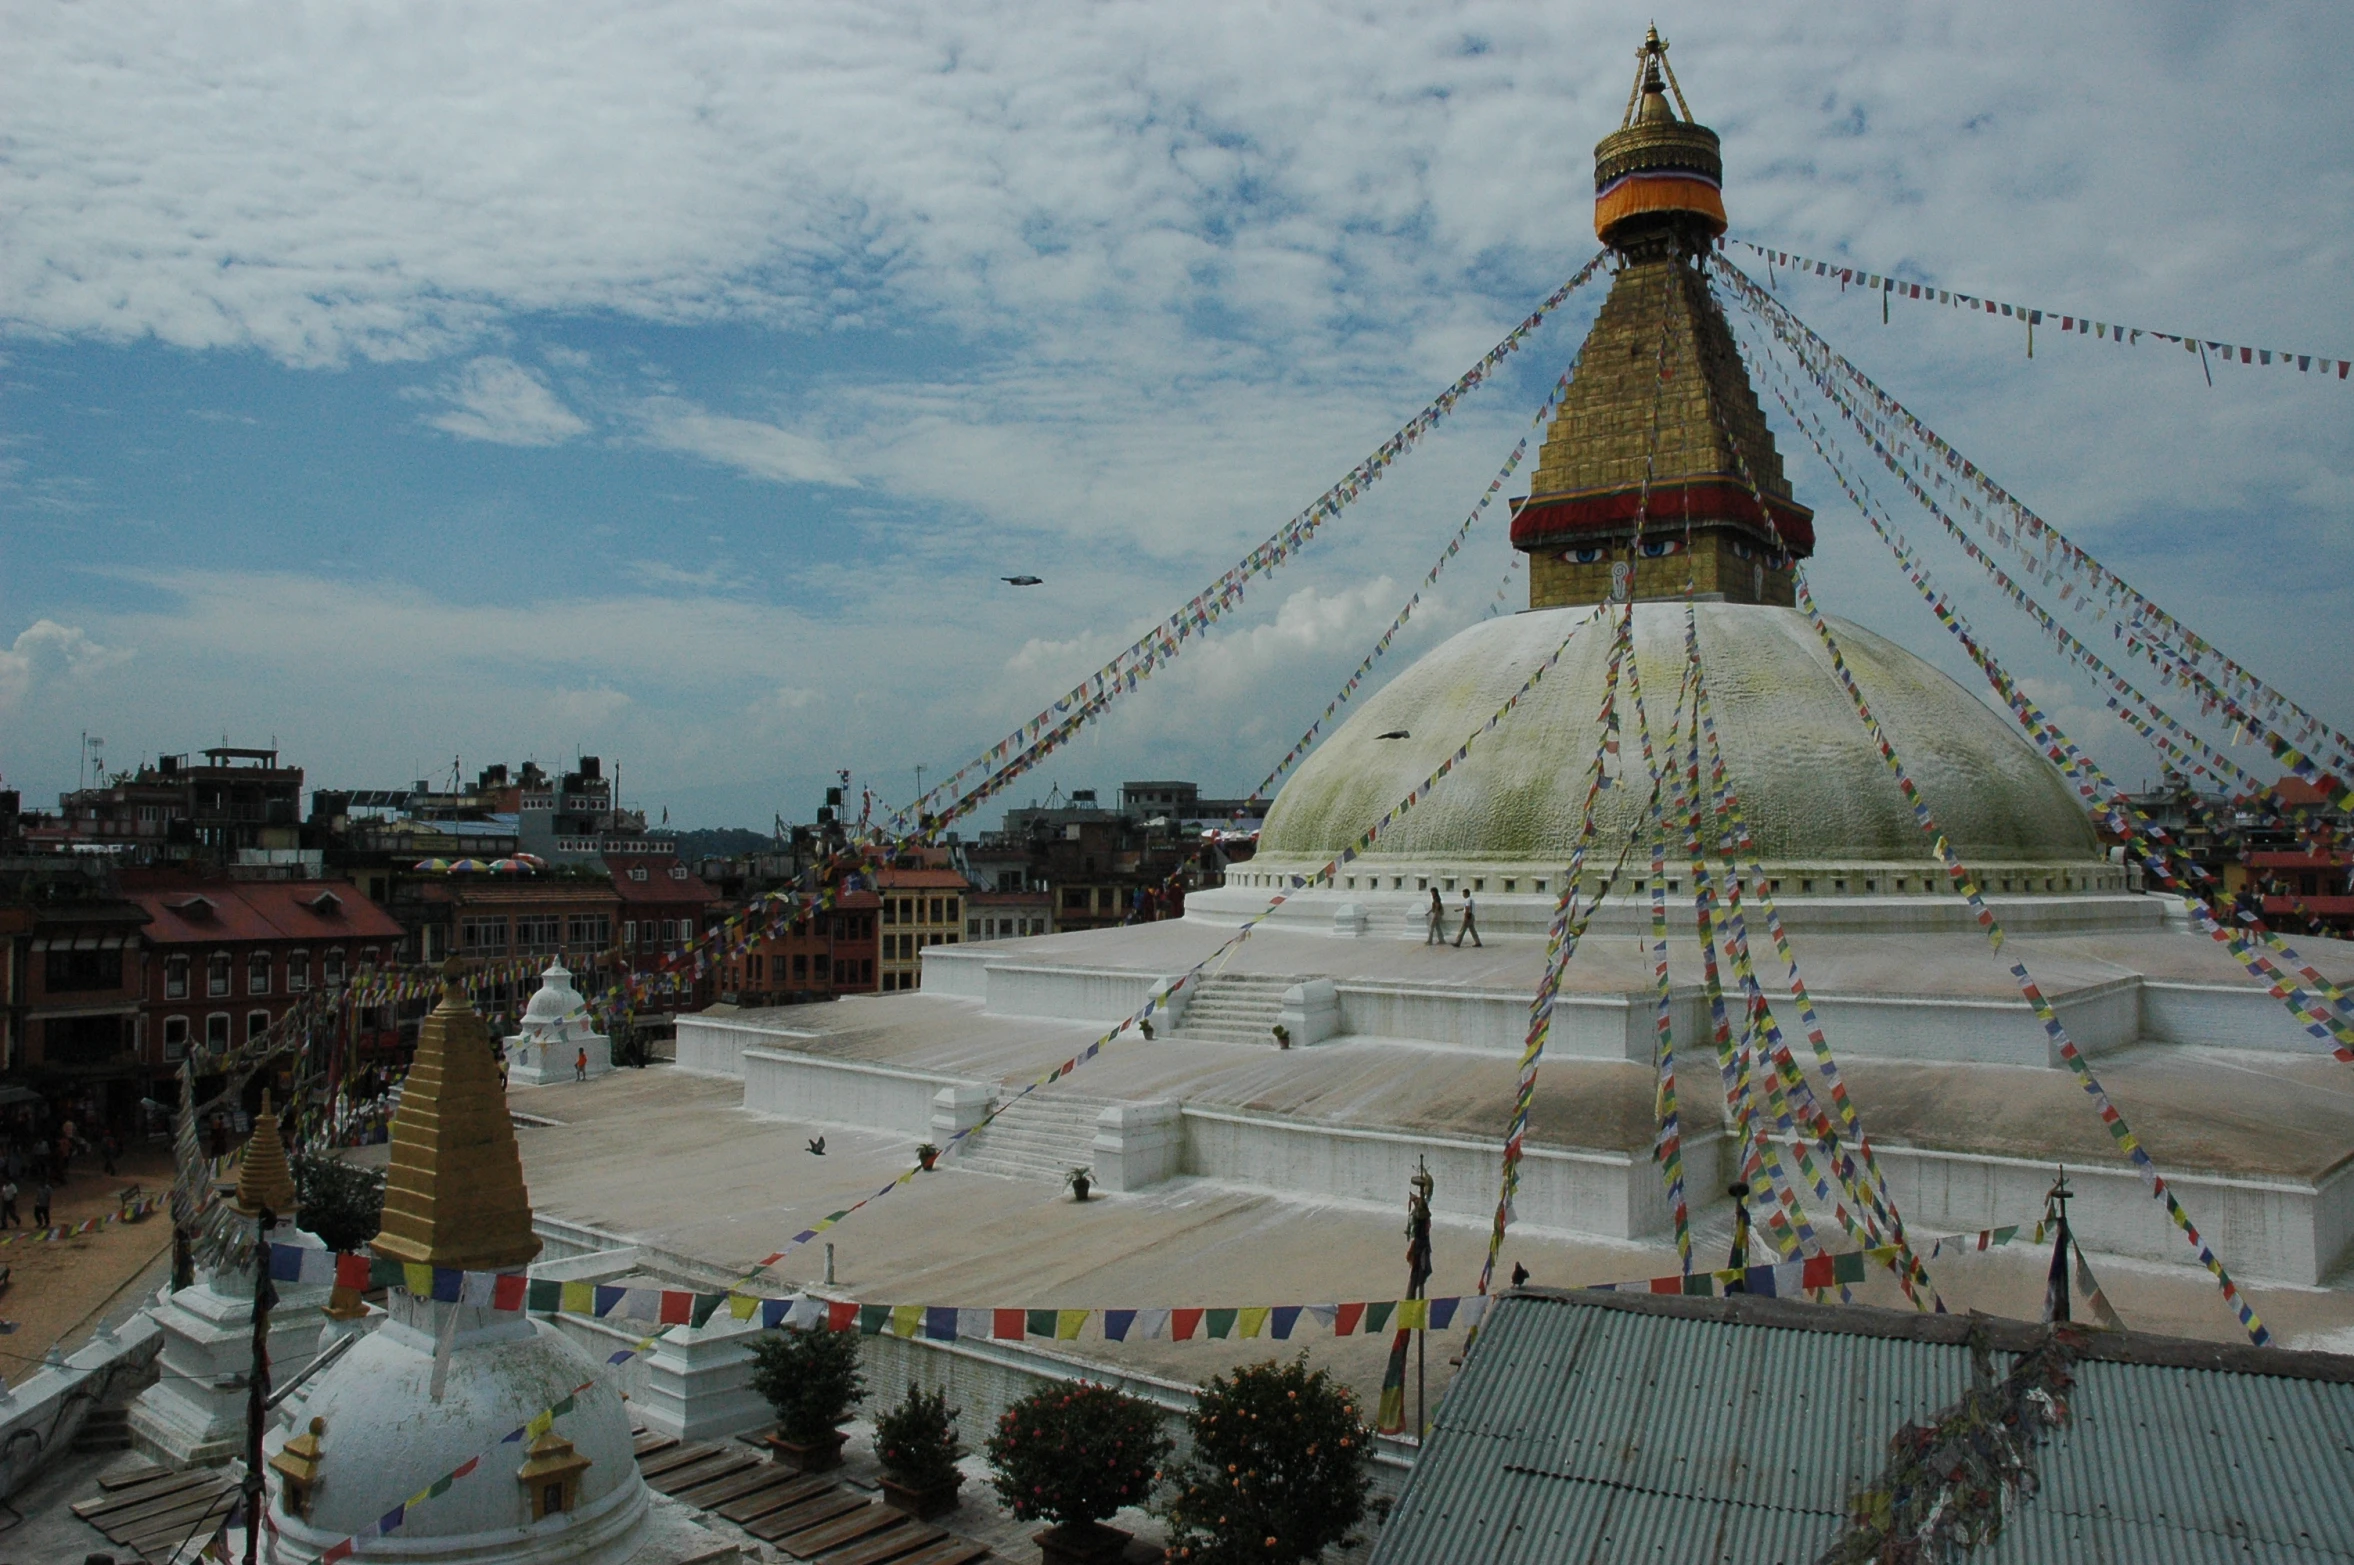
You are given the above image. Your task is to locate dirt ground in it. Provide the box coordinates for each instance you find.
[0,1141,178,1385]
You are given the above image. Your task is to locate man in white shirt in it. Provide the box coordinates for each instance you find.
[1455,889,1482,948]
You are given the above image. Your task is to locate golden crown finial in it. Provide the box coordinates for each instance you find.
[230,1089,300,1220]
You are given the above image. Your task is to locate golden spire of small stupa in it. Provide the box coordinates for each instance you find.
[371,958,542,1272]
[230,1089,300,1220]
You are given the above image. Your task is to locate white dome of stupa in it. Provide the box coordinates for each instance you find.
[522,959,585,1027]
[1251,601,2103,880]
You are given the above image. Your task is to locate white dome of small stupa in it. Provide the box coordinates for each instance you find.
[522,959,585,1027]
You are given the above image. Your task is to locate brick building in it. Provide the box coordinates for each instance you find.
[608,854,725,1012]
[125,876,406,1082]
[722,888,881,1005]
[0,874,151,1106]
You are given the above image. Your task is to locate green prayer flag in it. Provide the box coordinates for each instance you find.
[1026,1310,1058,1339]
[526,1279,560,1312]
[1833,1251,1867,1285]
[859,1305,891,1336]
[690,1292,726,1327]
[1363,1301,1396,1334]
[1206,1309,1238,1340]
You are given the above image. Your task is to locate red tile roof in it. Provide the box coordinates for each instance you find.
[605,854,719,905]
[126,880,403,947]
[875,867,973,889]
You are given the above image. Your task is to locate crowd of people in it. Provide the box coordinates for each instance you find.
[0,1093,128,1230]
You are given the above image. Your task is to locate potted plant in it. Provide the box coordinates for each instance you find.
[1137,1016,1154,1041]
[986,1382,1170,1565]
[916,1142,941,1171]
[874,1382,965,1519]
[1066,1166,1093,1202]
[749,1323,866,1472]
[1161,1356,1374,1564]
[1271,1023,1290,1050]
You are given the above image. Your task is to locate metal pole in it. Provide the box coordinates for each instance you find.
[244,1206,276,1565]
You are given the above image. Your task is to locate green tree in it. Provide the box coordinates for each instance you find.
[985,1382,1169,1531]
[1162,1357,1375,1564]
[748,1325,866,1445]
[874,1382,965,1489]
[290,1152,385,1254]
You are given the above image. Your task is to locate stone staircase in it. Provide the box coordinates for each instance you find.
[952,1092,1107,1182]
[1165,972,1292,1045]
[72,1405,134,1454]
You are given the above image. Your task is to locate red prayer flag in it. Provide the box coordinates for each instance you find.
[1170,1308,1204,1341]
[1801,1254,1836,1290]
[492,1274,527,1311]
[336,1253,371,1290]
[827,1301,860,1332]
[993,1308,1025,1341]
[659,1291,693,1325]
[1334,1302,1366,1336]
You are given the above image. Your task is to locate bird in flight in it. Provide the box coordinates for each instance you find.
[806,1136,827,1156]
[1001,575,1044,586]
[1376,729,1411,740]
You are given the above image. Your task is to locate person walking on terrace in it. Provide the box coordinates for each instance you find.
[1455,888,1482,948]
[1425,887,1447,945]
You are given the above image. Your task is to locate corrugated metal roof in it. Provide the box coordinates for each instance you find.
[1371,1292,2354,1565]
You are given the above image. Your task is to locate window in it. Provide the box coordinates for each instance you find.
[248,1009,272,1044]
[324,947,347,984]
[748,954,764,984]
[461,918,508,954]
[670,864,688,880]
[881,900,897,925]
[1063,887,1089,911]
[208,951,232,997]
[567,915,611,949]
[165,955,190,1000]
[629,866,648,881]
[969,918,981,937]
[861,958,873,983]
[793,953,808,979]
[287,951,309,991]
[516,915,561,953]
[248,952,272,995]
[205,1013,230,1052]
[163,1015,190,1060]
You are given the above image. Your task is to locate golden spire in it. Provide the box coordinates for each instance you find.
[230,1089,299,1220]
[371,958,542,1272]
[1593,26,1725,249]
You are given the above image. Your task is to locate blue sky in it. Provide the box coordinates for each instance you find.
[4,1,2350,827]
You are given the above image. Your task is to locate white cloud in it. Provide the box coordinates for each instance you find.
[424,356,587,445]
[638,399,858,487]
[0,619,134,711]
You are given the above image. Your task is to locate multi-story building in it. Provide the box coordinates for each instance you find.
[722,888,881,1005]
[125,875,406,1081]
[0,860,151,1109]
[609,853,724,1012]
[875,867,968,992]
[966,888,1053,941]
[21,746,305,865]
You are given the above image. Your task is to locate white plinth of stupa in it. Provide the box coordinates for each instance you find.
[507,958,614,1087]
[130,1219,336,1468]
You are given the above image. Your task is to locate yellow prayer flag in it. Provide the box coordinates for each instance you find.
[560,1281,595,1315]
[890,1305,923,1338]
[728,1294,759,1321]
[403,1264,433,1296]
[1397,1298,1430,1330]
[1055,1310,1087,1341]
[1238,1307,1270,1339]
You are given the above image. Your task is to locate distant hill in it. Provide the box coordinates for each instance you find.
[668,826,774,858]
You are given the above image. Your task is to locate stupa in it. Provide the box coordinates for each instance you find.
[506,957,613,1087]
[256,961,707,1563]
[130,1092,337,1467]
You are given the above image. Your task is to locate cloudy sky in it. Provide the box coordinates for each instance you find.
[4,1,2349,828]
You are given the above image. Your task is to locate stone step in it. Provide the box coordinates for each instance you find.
[73,1407,134,1454]
[955,1092,1106,1183]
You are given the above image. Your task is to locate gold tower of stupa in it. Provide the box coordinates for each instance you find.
[1510,27,1813,609]
[371,959,542,1272]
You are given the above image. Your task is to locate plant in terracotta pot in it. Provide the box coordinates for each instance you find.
[1066,1166,1093,1202]
[1161,1356,1374,1564]
[986,1382,1170,1565]
[874,1382,965,1519]
[1271,1023,1290,1050]
[916,1141,941,1171]
[749,1322,866,1472]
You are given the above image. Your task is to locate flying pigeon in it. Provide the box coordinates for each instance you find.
[806,1136,827,1156]
[1376,729,1411,740]
[1001,575,1045,586]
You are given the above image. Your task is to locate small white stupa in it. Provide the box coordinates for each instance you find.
[131,1092,338,1467]
[506,957,612,1087]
